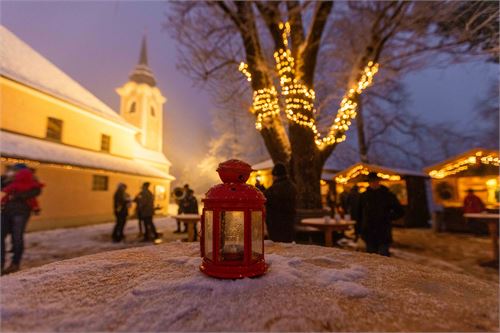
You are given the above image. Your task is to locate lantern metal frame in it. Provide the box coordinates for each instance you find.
[200,160,268,279]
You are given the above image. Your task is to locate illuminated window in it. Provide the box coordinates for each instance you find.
[100,134,111,153]
[92,175,108,191]
[46,117,63,141]
[155,185,166,201]
[129,102,136,113]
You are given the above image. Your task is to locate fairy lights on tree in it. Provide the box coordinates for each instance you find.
[239,21,379,150]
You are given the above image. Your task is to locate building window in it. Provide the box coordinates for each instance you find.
[101,134,111,153]
[129,102,136,113]
[150,106,155,116]
[46,117,63,141]
[155,185,166,201]
[92,175,108,191]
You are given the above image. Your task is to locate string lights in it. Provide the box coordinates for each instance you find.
[238,21,379,149]
[428,151,500,179]
[335,164,401,184]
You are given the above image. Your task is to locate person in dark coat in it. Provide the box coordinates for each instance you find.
[264,163,297,243]
[180,189,199,240]
[346,185,361,239]
[136,182,159,242]
[112,183,130,243]
[174,184,190,233]
[357,172,404,256]
[1,164,42,275]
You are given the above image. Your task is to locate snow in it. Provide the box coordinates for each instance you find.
[0,131,173,180]
[1,241,498,332]
[133,140,172,166]
[0,25,132,129]
[10,217,183,270]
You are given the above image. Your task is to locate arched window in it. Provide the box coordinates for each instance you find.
[129,102,136,113]
[151,106,155,116]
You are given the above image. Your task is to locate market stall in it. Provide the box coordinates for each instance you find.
[425,148,500,233]
[334,163,430,227]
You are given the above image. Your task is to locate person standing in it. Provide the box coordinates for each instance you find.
[1,164,42,275]
[357,172,404,256]
[346,185,361,239]
[136,182,160,242]
[463,189,485,213]
[112,183,130,243]
[174,184,190,233]
[264,163,297,243]
[180,189,199,240]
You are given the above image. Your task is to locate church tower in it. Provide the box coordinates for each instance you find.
[117,36,166,152]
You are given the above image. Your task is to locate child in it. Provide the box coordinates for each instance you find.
[2,168,44,214]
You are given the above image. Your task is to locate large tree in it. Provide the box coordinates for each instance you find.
[167,1,498,209]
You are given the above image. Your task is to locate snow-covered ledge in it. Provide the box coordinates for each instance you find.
[1,242,498,332]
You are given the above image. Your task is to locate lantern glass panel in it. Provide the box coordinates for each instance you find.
[204,211,213,260]
[220,211,244,261]
[251,211,263,260]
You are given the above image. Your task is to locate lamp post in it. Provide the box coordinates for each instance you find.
[200,159,268,279]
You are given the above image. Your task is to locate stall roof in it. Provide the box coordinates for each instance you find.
[334,162,426,184]
[424,148,499,179]
[252,159,337,180]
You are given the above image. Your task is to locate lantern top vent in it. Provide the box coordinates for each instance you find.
[216,159,253,184]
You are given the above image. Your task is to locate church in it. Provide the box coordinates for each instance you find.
[0,26,174,231]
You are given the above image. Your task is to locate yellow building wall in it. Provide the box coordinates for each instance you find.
[1,77,136,158]
[1,163,171,232]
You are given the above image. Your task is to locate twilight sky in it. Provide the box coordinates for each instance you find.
[2,1,497,185]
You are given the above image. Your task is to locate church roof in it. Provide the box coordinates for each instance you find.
[1,130,174,180]
[0,25,134,129]
[128,36,157,86]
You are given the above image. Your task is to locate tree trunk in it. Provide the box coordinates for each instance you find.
[356,95,369,163]
[288,123,324,209]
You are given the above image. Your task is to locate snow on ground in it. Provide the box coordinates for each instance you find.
[1,242,498,332]
[4,217,185,270]
[4,219,498,285]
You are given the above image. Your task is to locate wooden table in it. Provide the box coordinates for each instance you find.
[300,218,355,247]
[172,214,201,242]
[464,213,499,268]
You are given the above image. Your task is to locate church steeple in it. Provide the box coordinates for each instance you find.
[139,36,148,65]
[117,35,166,152]
[129,35,156,87]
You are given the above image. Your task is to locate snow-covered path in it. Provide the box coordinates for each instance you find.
[8,217,184,270]
[1,242,498,332]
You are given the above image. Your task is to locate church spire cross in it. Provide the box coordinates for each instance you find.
[139,35,148,65]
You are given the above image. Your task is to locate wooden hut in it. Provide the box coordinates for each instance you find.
[334,163,430,227]
[424,148,499,233]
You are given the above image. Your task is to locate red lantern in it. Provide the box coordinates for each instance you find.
[200,159,268,279]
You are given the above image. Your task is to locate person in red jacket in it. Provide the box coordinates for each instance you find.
[2,168,44,213]
[463,189,485,214]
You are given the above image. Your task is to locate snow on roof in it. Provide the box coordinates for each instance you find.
[133,140,172,167]
[1,131,174,180]
[424,148,499,173]
[0,25,133,129]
